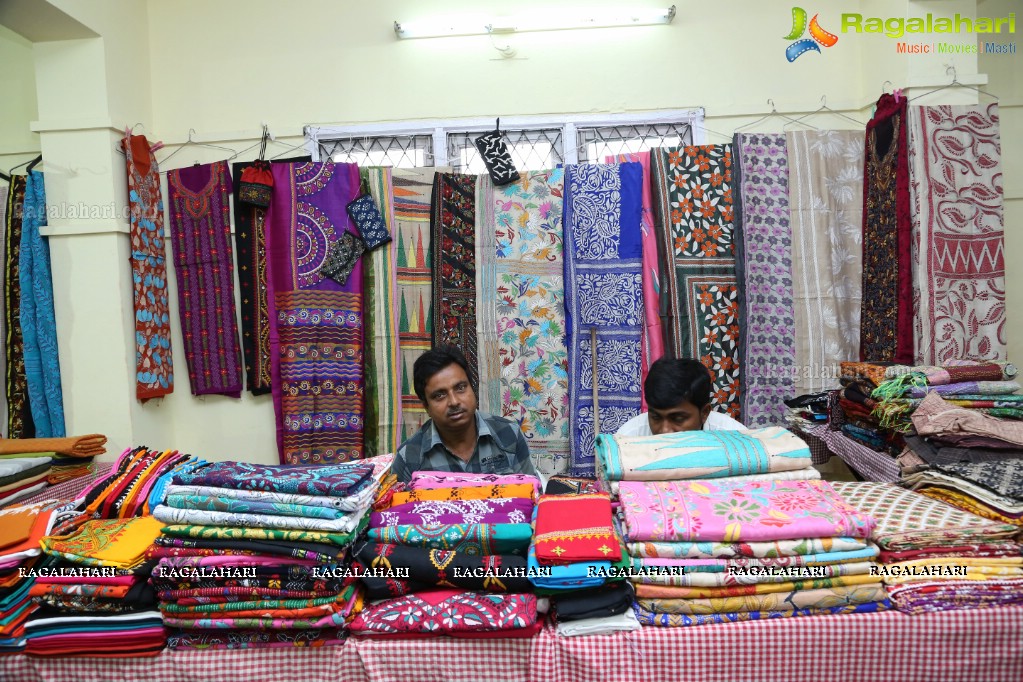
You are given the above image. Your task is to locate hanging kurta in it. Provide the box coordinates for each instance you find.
[392,169,439,441]
[476,170,570,478]
[651,145,741,418]
[167,161,243,397]
[786,131,865,393]
[862,93,913,364]
[4,175,33,438]
[266,162,365,465]
[362,167,403,456]
[19,170,64,436]
[564,162,643,476]
[123,132,174,400]
[732,134,795,427]
[431,172,480,386]
[908,104,1005,364]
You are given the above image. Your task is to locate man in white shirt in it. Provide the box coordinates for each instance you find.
[617,358,745,437]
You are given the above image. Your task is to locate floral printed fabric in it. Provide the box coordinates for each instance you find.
[638,583,887,615]
[651,145,740,418]
[633,561,875,588]
[152,504,366,533]
[732,135,794,426]
[410,471,541,496]
[563,163,644,475]
[595,427,811,482]
[164,493,350,520]
[627,536,868,560]
[476,170,570,477]
[370,497,534,527]
[349,589,536,635]
[165,483,378,513]
[908,104,1006,364]
[633,597,889,627]
[171,460,374,498]
[619,479,875,543]
[787,131,865,392]
[365,523,532,556]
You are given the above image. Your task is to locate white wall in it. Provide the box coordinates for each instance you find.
[0,24,39,169]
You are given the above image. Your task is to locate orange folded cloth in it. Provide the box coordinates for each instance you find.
[0,434,107,458]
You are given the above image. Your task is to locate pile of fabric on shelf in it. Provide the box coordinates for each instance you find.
[532,481,638,637]
[0,457,52,507]
[618,478,886,626]
[150,456,388,650]
[0,434,108,504]
[349,471,541,638]
[0,501,76,653]
[832,482,1022,614]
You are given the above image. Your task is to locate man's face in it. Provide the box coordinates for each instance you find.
[423,363,478,433]
[647,399,711,435]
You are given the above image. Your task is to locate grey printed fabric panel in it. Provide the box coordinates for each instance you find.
[474,131,520,186]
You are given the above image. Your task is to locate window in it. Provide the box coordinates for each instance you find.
[446,128,564,173]
[315,134,433,169]
[575,122,695,163]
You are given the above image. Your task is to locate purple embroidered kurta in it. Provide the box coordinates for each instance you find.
[166,161,243,397]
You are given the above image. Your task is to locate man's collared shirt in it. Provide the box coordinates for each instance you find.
[391,411,536,483]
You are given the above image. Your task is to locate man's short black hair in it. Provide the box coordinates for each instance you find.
[413,344,471,403]
[644,358,712,410]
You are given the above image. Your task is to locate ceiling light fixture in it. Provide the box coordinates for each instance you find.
[394,6,676,39]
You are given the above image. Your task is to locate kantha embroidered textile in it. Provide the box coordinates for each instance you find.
[526,543,612,590]
[619,479,874,542]
[231,162,271,395]
[410,471,541,494]
[638,583,886,615]
[633,599,889,627]
[371,497,534,527]
[40,516,164,569]
[349,589,536,636]
[627,536,868,560]
[595,427,811,482]
[533,493,620,564]
[633,574,880,599]
[267,162,365,464]
[165,493,353,520]
[4,175,33,438]
[431,173,479,385]
[160,522,365,548]
[564,163,644,475]
[787,131,864,392]
[908,104,1005,364]
[733,134,794,426]
[651,146,740,417]
[364,523,532,556]
[165,483,377,513]
[362,168,402,456]
[830,481,1018,550]
[862,93,913,363]
[392,168,440,440]
[476,170,570,478]
[389,483,535,506]
[0,182,7,435]
[171,460,373,497]
[151,504,365,533]
[122,132,174,400]
[167,161,243,397]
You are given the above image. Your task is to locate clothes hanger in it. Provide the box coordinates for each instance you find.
[158,129,239,171]
[0,169,10,182]
[9,154,42,175]
[910,65,999,102]
[734,99,815,133]
[269,134,312,160]
[784,95,864,128]
[234,125,303,160]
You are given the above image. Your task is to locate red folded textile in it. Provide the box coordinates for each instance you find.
[533,493,621,564]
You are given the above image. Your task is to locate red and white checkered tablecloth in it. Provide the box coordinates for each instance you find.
[808,424,900,482]
[3,606,1022,682]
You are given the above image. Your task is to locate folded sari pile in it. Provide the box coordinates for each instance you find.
[833,481,1023,614]
[0,457,53,507]
[837,362,905,454]
[350,470,540,638]
[618,479,888,626]
[151,455,390,650]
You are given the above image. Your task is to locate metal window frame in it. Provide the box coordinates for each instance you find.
[305,108,705,166]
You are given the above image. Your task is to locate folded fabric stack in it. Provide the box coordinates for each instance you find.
[0,457,53,507]
[832,482,1023,615]
[837,362,905,454]
[150,456,388,650]
[25,515,166,656]
[0,435,108,496]
[619,479,887,626]
[0,501,75,653]
[350,471,541,638]
[783,393,831,433]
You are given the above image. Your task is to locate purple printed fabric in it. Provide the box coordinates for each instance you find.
[171,460,374,497]
[370,497,535,528]
[410,471,541,495]
[733,134,795,427]
[166,161,243,397]
[906,381,1020,398]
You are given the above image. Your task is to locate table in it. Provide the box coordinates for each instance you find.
[3,605,1021,682]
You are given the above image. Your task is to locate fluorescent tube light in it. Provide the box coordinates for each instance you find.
[394,6,676,39]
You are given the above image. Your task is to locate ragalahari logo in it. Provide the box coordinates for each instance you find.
[784,7,839,61]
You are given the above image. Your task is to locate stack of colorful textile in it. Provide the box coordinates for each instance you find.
[0,435,108,496]
[0,501,75,653]
[25,515,166,656]
[150,456,388,650]
[836,361,904,454]
[0,457,52,507]
[350,471,541,638]
[782,393,830,433]
[833,482,1023,615]
[618,479,887,626]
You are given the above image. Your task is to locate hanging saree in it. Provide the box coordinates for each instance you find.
[908,104,1005,364]
[266,162,365,464]
[862,93,913,363]
[167,160,243,397]
[4,175,33,438]
[122,131,174,400]
[431,172,480,385]
[0,180,7,435]
[732,134,794,426]
[392,168,440,441]
[231,162,272,395]
[564,163,644,475]
[651,145,740,418]
[786,131,865,392]
[362,168,402,456]
[476,170,570,477]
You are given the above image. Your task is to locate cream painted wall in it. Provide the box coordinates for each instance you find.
[0,24,39,168]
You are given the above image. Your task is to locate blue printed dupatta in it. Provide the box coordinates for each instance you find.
[564,163,644,475]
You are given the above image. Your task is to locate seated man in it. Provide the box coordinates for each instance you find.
[617,358,745,437]
[391,344,538,483]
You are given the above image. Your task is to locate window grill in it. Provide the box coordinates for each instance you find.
[447,128,564,173]
[315,134,434,168]
[575,122,695,163]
